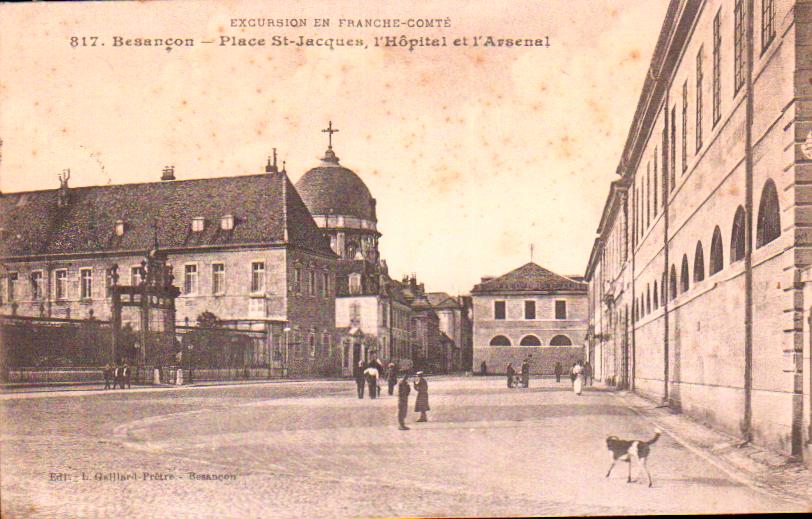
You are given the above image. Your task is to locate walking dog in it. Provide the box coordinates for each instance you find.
[605,429,661,487]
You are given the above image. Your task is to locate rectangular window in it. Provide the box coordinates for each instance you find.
[555,300,567,320]
[7,272,18,302]
[212,263,225,295]
[670,106,676,189]
[80,269,93,300]
[696,45,704,152]
[761,0,775,53]
[131,266,142,286]
[321,272,329,297]
[251,262,265,293]
[653,150,658,214]
[308,270,316,296]
[524,300,536,320]
[735,0,746,94]
[713,10,722,126]
[294,267,302,293]
[494,300,506,320]
[183,264,198,295]
[681,81,688,174]
[645,163,650,228]
[55,270,67,300]
[31,271,43,300]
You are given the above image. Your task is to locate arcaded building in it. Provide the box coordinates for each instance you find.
[471,262,587,374]
[585,0,812,462]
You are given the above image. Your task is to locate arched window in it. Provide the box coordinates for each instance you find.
[757,179,781,247]
[646,285,651,315]
[653,281,659,310]
[694,241,705,282]
[680,254,690,293]
[669,264,677,301]
[709,226,724,275]
[489,335,511,346]
[549,335,572,346]
[730,206,745,263]
[519,335,541,346]
[661,272,667,306]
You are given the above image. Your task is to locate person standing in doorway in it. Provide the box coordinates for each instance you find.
[414,372,430,422]
[521,358,530,388]
[397,373,411,430]
[353,360,365,399]
[506,363,515,388]
[554,361,563,383]
[387,363,398,396]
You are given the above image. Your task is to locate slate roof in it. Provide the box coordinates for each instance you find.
[471,262,587,294]
[0,173,335,258]
[295,153,377,221]
[426,292,461,309]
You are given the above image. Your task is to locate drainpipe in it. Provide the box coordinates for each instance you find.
[663,99,671,405]
[742,0,755,444]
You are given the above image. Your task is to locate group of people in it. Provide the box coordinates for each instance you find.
[505,358,531,388]
[351,359,430,430]
[102,361,132,390]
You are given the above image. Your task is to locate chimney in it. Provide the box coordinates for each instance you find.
[161,165,175,181]
[57,169,71,207]
[265,148,279,174]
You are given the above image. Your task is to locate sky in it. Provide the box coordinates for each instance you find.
[0,0,669,295]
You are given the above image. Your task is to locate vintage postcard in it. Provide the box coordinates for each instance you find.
[1,0,811,517]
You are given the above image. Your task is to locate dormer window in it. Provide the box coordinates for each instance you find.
[114,220,125,236]
[191,217,205,232]
[221,214,235,231]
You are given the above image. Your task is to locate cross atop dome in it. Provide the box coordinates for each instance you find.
[320,121,341,165]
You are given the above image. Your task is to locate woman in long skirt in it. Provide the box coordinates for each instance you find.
[572,362,584,395]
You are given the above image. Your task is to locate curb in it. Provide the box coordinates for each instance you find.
[611,390,811,507]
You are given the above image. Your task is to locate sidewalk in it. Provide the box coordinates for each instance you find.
[611,387,812,506]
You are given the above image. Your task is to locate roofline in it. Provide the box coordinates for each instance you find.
[1,240,337,263]
[470,289,587,296]
[0,172,279,197]
[584,237,603,281]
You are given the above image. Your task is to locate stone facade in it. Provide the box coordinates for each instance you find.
[585,0,812,462]
[471,263,587,375]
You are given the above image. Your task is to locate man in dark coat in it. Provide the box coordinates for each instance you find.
[480,360,487,376]
[123,362,131,389]
[113,361,123,390]
[387,363,398,396]
[413,372,430,422]
[584,361,593,386]
[554,361,563,383]
[506,363,516,388]
[397,374,411,430]
[103,363,112,390]
[353,361,365,399]
[521,358,530,388]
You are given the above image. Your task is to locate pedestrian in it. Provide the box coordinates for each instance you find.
[387,363,398,396]
[480,360,488,376]
[584,361,593,386]
[103,363,112,390]
[123,362,131,389]
[365,363,379,399]
[353,360,365,399]
[521,358,530,388]
[506,363,515,388]
[570,362,577,385]
[572,361,584,395]
[413,371,430,422]
[554,361,562,383]
[397,373,411,430]
[113,361,123,390]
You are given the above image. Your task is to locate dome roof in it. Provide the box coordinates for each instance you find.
[295,148,377,221]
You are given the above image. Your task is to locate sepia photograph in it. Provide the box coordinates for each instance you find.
[1,0,812,517]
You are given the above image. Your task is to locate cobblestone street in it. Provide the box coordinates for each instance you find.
[0,377,806,518]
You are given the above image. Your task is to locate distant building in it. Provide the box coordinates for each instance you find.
[471,262,587,374]
[0,160,338,376]
[427,291,471,372]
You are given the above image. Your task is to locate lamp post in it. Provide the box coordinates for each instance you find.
[283,327,291,378]
[187,342,194,384]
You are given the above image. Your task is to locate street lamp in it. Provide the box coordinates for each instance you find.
[187,342,194,384]
[283,327,291,378]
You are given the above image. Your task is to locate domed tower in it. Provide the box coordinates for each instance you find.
[295,122,381,264]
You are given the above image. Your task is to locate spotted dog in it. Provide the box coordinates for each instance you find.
[605,429,661,487]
